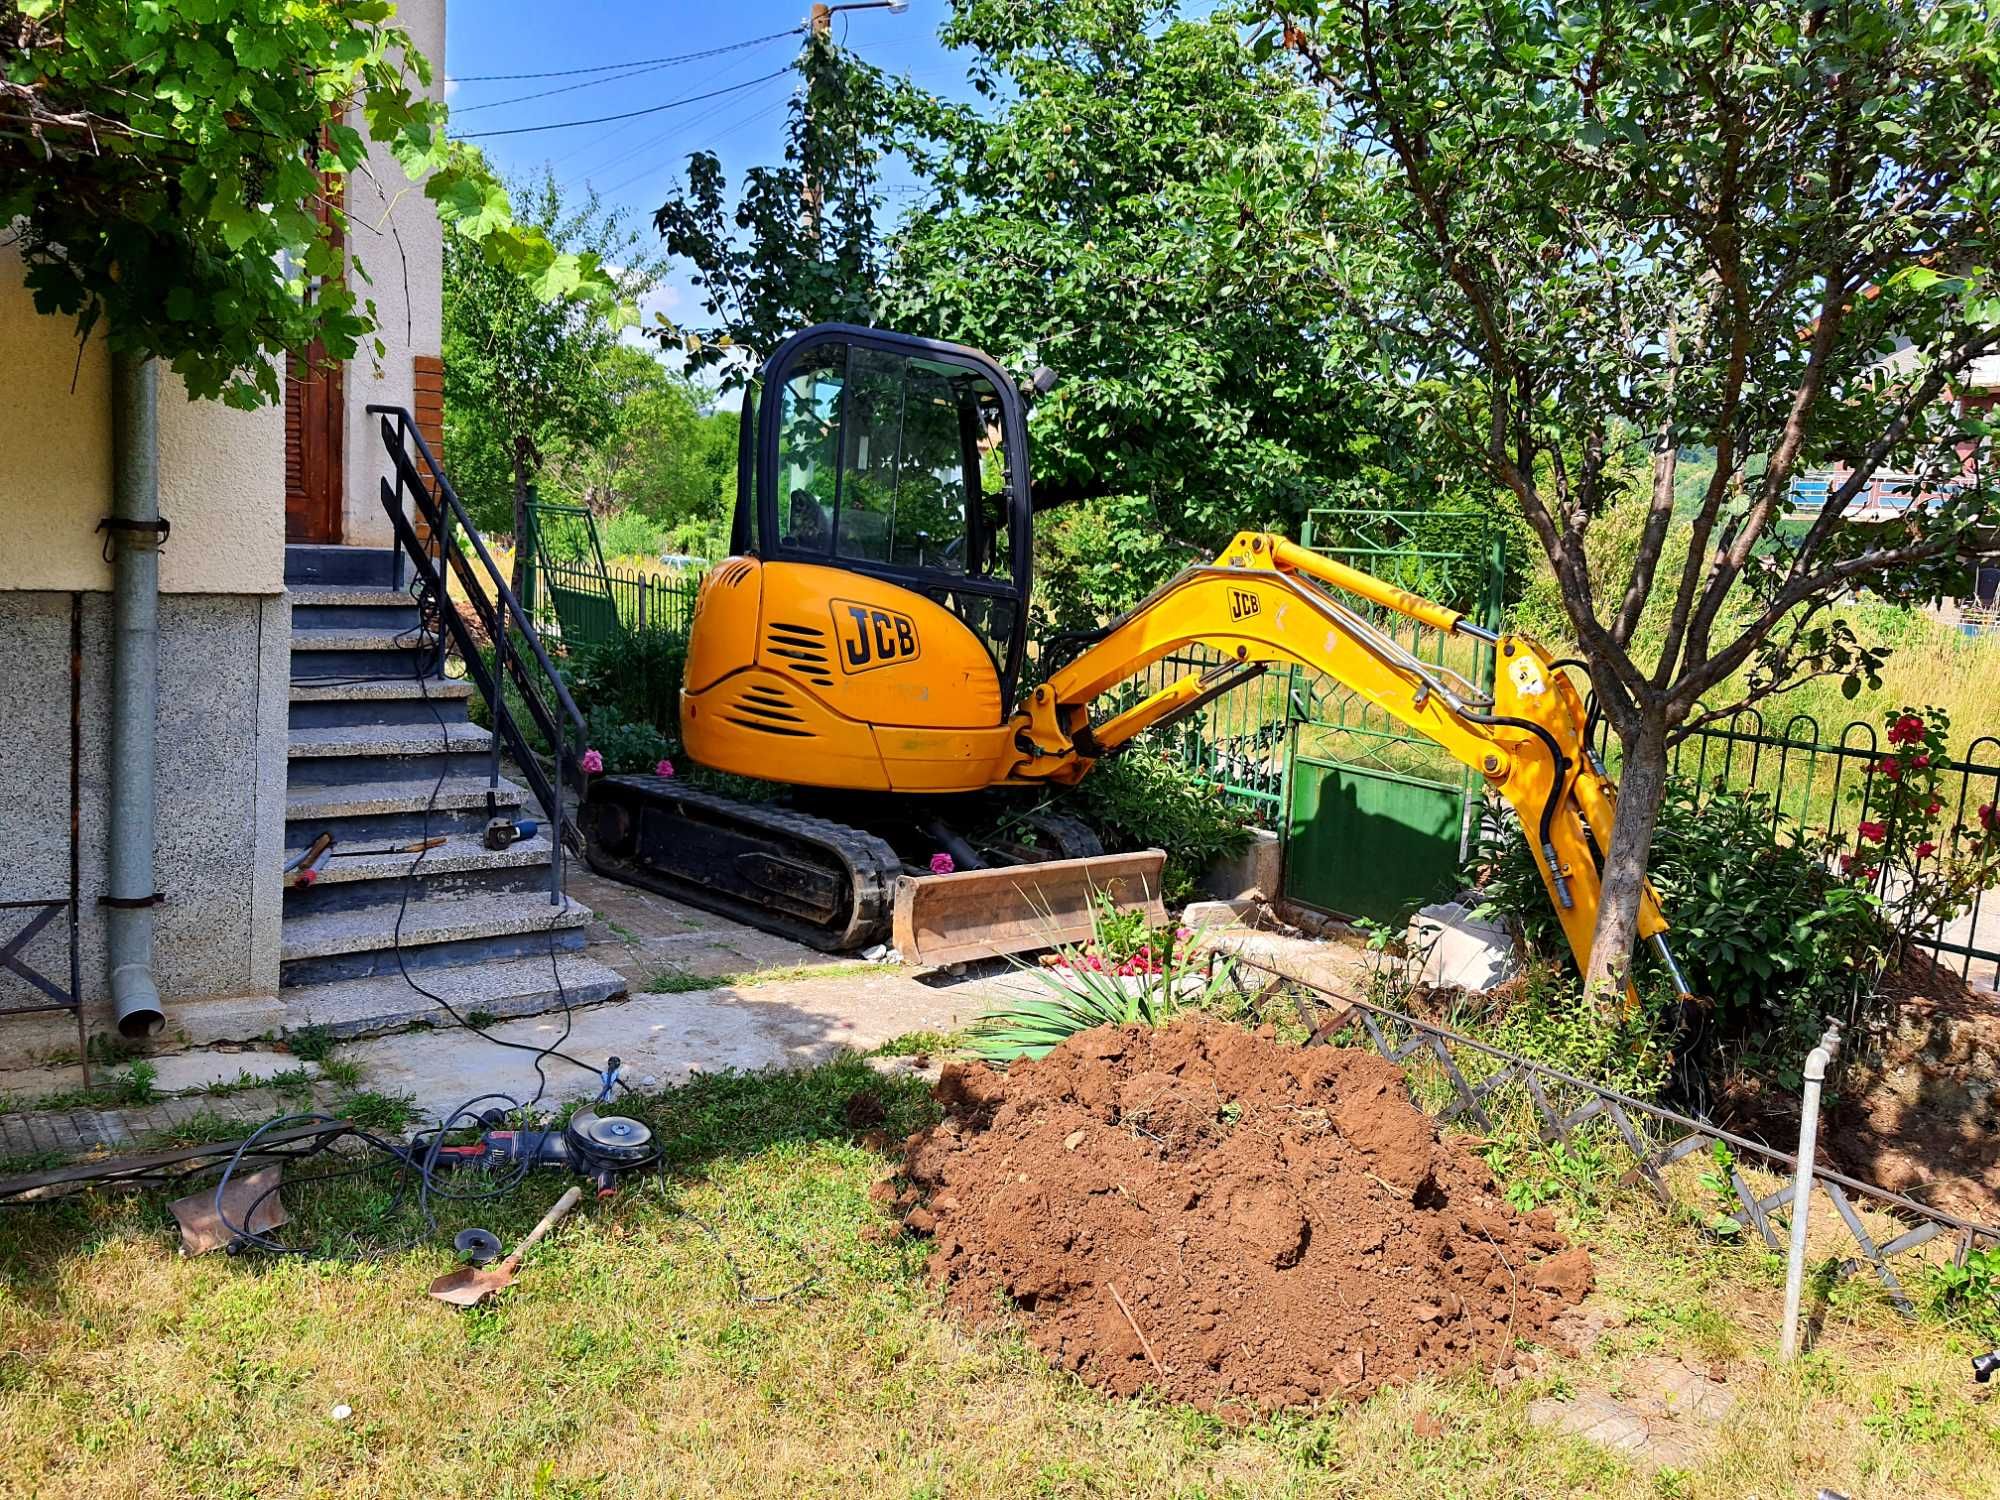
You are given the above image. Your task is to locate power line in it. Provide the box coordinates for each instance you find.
[446,29,801,84]
[457,71,791,140]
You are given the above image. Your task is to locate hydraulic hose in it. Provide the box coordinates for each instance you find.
[1461,707,1575,910]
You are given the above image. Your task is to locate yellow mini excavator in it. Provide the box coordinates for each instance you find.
[580,323,1685,984]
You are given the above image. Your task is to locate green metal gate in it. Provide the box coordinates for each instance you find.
[1282,508,1506,923]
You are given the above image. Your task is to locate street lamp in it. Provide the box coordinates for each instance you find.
[810,1,908,36]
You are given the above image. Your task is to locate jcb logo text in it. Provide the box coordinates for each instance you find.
[833,600,921,673]
[1229,589,1260,621]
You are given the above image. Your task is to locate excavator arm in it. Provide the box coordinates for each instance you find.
[1007,532,1683,991]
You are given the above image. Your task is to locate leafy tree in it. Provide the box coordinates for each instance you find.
[652,29,901,380]
[888,0,1391,544]
[543,346,736,531]
[443,167,662,584]
[1275,0,2000,994]
[2,0,614,406]
[655,1,1451,608]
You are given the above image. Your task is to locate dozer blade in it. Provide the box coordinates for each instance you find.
[891,850,1168,967]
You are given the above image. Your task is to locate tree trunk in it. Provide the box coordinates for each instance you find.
[509,435,531,603]
[1584,712,1671,1003]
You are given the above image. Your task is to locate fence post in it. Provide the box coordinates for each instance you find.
[638,575,648,634]
[521,494,540,634]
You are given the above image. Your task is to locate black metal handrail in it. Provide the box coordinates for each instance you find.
[367,405,589,862]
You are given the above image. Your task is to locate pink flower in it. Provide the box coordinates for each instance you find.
[929,852,955,876]
[1859,821,1887,843]
[1916,841,1937,860]
[655,759,675,778]
[1911,753,1931,769]
[1859,866,1880,883]
[580,748,604,775]
[1839,853,1856,875]
[1888,715,1926,745]
[1878,757,1903,781]
[1927,800,1943,818]
[1980,803,1998,831]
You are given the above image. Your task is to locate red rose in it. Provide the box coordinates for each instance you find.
[1980,803,1998,830]
[1878,758,1903,781]
[1859,821,1887,843]
[1839,853,1857,875]
[1888,715,1925,745]
[1912,753,1930,769]
[1928,800,1943,817]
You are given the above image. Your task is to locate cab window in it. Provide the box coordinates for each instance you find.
[770,340,1015,589]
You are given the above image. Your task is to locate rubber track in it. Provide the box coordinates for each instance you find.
[581,778,904,953]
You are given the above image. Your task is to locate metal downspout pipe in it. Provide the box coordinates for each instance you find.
[106,351,165,1038]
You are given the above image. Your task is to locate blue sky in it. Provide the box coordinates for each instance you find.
[443,1,977,337]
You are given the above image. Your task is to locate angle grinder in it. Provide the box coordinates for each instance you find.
[419,1059,655,1195]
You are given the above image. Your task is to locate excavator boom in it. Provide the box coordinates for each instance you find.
[1006,531,1675,988]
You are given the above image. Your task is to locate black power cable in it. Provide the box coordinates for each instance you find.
[445,30,802,84]
[457,70,792,140]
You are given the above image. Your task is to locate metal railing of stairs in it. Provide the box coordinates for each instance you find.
[367,404,587,905]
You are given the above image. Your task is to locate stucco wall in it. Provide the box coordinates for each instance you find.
[340,0,447,548]
[0,245,286,597]
[0,591,290,1041]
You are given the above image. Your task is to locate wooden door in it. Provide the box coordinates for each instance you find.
[284,141,346,544]
[284,351,344,543]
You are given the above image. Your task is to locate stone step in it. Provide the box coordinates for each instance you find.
[284,544,398,588]
[285,774,530,842]
[288,676,474,729]
[280,891,591,986]
[285,721,493,787]
[288,585,423,631]
[283,833,555,915]
[289,624,436,682]
[277,953,628,1040]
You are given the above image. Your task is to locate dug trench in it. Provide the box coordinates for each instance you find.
[882,1018,1595,1414]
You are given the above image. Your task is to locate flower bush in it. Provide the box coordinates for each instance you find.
[1842,705,2000,957]
[1472,776,1882,1053]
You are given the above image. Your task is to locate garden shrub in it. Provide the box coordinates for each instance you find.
[1067,748,1255,906]
[567,629,687,738]
[1470,777,1882,1053]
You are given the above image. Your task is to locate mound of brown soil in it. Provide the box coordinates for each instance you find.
[1832,950,2000,1224]
[893,1018,1593,1413]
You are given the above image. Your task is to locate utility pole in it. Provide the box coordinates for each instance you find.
[801,0,906,236]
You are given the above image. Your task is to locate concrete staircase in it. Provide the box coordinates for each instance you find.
[279,544,625,1036]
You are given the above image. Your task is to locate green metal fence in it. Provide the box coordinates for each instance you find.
[1590,708,2000,988]
[526,557,701,649]
[1111,646,1294,809]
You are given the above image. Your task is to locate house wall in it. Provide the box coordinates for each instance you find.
[0,248,289,1047]
[339,0,447,548]
[0,247,286,597]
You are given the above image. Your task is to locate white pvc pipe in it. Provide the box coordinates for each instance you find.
[1781,1019,1844,1360]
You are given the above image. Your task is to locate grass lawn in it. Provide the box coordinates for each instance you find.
[2,1053,1997,1498]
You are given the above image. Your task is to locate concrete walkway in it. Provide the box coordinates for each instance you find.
[337,870,1037,1120]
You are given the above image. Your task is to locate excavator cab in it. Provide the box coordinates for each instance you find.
[678,325,1041,795]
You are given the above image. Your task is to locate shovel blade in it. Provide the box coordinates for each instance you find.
[427,1254,519,1307]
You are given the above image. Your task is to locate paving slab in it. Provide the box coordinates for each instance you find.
[339,968,1004,1121]
[1526,1356,1735,1471]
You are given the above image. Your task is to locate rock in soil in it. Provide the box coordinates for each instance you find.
[896,1018,1590,1414]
